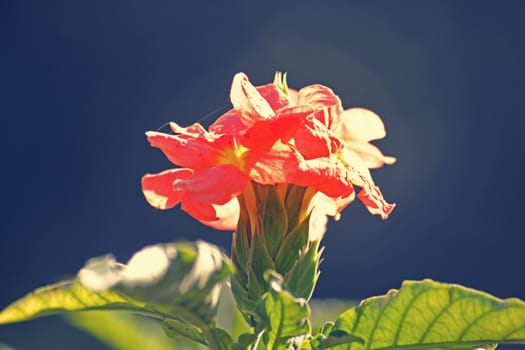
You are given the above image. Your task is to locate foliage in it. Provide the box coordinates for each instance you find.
[1,72,524,350]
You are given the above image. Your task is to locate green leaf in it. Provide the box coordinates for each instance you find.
[274,214,309,276]
[284,185,308,232]
[0,280,147,324]
[256,271,311,350]
[0,240,235,349]
[162,318,207,345]
[331,279,525,350]
[259,184,288,260]
[211,328,234,350]
[67,311,178,350]
[285,240,323,300]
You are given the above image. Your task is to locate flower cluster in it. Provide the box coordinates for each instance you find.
[142,72,395,237]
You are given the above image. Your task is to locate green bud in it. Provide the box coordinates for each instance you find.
[231,182,323,326]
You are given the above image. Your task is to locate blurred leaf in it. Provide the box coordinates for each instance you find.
[309,299,356,329]
[211,328,234,350]
[256,271,311,349]
[216,285,250,340]
[67,311,177,350]
[330,279,525,350]
[0,240,235,348]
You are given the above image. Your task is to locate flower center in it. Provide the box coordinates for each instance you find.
[217,139,249,172]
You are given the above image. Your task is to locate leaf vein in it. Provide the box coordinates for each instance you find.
[392,285,427,346]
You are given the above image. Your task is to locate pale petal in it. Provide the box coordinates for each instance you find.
[339,108,387,141]
[296,84,343,130]
[230,73,275,125]
[358,185,396,220]
[198,198,240,231]
[256,83,290,110]
[340,149,395,219]
[345,140,397,169]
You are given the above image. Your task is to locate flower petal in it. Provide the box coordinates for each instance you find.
[296,84,343,130]
[358,185,396,219]
[230,73,275,125]
[198,198,240,231]
[173,165,249,205]
[340,149,395,219]
[256,83,290,111]
[240,106,313,151]
[146,131,222,169]
[339,108,387,141]
[209,109,247,135]
[141,168,193,209]
[345,140,397,169]
[289,156,354,198]
[246,143,301,184]
[295,116,343,160]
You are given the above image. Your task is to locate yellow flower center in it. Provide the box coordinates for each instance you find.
[217,139,249,172]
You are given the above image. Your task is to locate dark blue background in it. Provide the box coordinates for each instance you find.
[2,1,524,348]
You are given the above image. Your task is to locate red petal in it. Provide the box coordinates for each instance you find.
[341,149,395,219]
[256,84,290,111]
[198,198,240,231]
[295,116,343,160]
[246,144,300,184]
[209,109,247,135]
[242,106,314,149]
[288,157,354,198]
[141,168,193,209]
[173,165,249,204]
[296,84,343,130]
[230,73,275,125]
[358,185,396,219]
[181,197,218,221]
[146,131,222,169]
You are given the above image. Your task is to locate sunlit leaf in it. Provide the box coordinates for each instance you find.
[0,240,235,348]
[256,271,311,349]
[330,279,525,350]
[67,311,178,350]
[0,280,147,324]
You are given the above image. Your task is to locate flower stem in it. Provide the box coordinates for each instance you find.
[132,307,222,349]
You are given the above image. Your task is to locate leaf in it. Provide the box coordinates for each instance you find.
[274,214,309,276]
[259,184,288,259]
[0,240,235,348]
[0,280,148,324]
[285,240,323,300]
[256,271,311,350]
[162,318,207,345]
[211,328,234,350]
[331,279,525,350]
[67,311,178,350]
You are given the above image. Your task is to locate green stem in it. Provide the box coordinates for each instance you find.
[170,305,222,350]
[132,308,222,349]
[252,329,265,350]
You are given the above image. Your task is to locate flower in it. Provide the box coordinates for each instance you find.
[142,72,395,234]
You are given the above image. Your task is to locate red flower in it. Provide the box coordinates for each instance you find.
[142,72,395,232]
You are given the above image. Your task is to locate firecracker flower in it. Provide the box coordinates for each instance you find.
[142,72,395,235]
